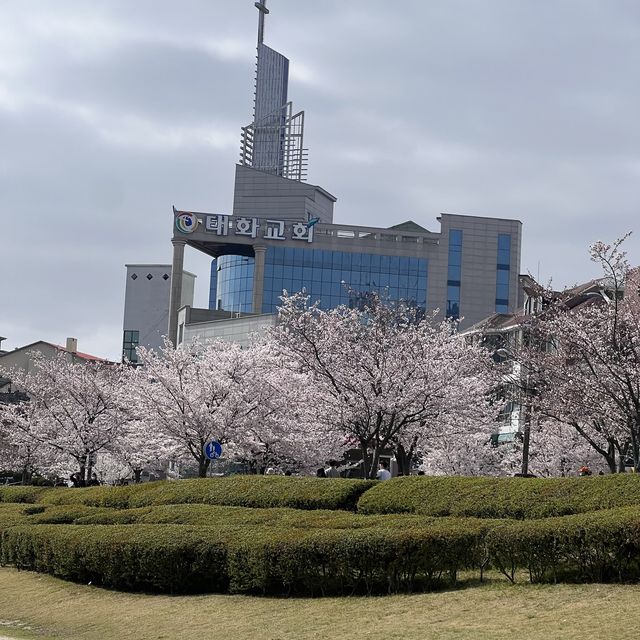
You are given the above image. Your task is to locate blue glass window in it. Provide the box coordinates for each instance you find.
[208,260,218,310]
[211,247,430,316]
[446,229,463,320]
[495,234,511,312]
[258,247,427,314]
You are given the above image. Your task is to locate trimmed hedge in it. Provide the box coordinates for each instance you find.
[74,503,442,530]
[26,505,113,525]
[0,504,33,530]
[7,500,640,592]
[3,502,441,531]
[226,520,489,595]
[357,474,640,519]
[1,525,230,593]
[486,506,640,584]
[38,477,373,511]
[0,519,488,595]
[0,486,49,504]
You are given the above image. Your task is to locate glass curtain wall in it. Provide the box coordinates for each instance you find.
[215,255,255,313]
[446,229,463,320]
[212,248,428,315]
[495,234,511,313]
[262,247,427,313]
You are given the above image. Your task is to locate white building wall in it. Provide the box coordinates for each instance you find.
[123,264,196,356]
[181,314,277,348]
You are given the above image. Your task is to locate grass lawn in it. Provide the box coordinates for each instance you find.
[0,567,637,640]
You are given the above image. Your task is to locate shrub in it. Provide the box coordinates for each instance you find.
[357,475,640,519]
[39,477,374,511]
[73,503,441,530]
[1,525,230,593]
[0,518,486,595]
[486,506,640,584]
[26,505,112,525]
[125,477,373,511]
[0,486,49,504]
[0,504,32,530]
[38,485,148,509]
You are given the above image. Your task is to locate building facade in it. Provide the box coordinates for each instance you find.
[114,2,524,348]
[122,264,195,361]
[170,209,522,346]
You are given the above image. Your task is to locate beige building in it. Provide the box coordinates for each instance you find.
[0,338,110,395]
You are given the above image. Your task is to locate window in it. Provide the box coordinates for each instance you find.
[259,248,427,314]
[495,234,511,312]
[446,229,463,320]
[122,330,139,363]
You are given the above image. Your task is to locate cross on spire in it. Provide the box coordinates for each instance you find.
[255,1,269,45]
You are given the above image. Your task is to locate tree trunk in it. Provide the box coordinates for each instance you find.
[198,457,211,478]
[396,436,418,476]
[133,468,142,483]
[395,443,411,476]
[86,454,93,485]
[604,441,617,473]
[370,446,381,480]
[360,443,370,480]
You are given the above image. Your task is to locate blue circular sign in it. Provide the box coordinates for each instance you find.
[204,440,222,460]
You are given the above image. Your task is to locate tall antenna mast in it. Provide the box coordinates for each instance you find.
[255,1,269,45]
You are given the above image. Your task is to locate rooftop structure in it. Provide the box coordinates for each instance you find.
[240,0,307,181]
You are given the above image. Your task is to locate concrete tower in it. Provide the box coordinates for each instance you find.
[240,1,307,181]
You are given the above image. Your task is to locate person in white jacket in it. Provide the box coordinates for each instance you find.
[376,460,391,481]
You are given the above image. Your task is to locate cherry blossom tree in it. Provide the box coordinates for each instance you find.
[129,339,314,477]
[524,418,607,477]
[234,344,340,473]
[510,235,640,472]
[269,292,500,478]
[0,352,131,483]
[420,430,508,476]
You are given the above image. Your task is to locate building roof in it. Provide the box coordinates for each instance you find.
[463,312,527,335]
[463,276,616,337]
[388,220,431,233]
[0,341,112,364]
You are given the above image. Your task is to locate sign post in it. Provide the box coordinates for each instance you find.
[204,441,223,478]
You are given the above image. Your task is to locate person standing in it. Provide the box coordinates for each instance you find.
[376,460,391,481]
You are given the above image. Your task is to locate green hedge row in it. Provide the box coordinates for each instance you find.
[1,502,440,531]
[73,503,441,530]
[7,473,640,520]
[486,506,640,583]
[0,504,35,530]
[2,525,229,594]
[0,486,49,504]
[6,504,640,592]
[357,475,640,519]
[1,520,487,595]
[34,477,372,511]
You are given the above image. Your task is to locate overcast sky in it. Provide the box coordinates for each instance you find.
[1,0,639,359]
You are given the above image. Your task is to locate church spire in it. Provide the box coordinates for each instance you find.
[255,1,269,45]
